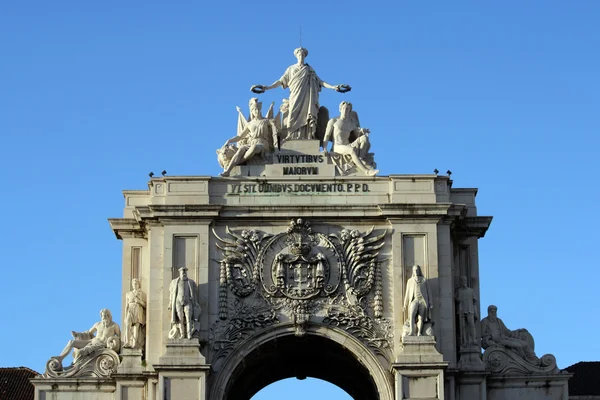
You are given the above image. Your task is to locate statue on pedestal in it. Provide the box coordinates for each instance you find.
[480,304,560,374]
[52,309,121,364]
[44,309,121,378]
[251,47,350,141]
[218,98,278,177]
[323,101,378,176]
[455,276,478,347]
[168,267,201,339]
[403,265,433,336]
[481,305,539,364]
[123,278,146,349]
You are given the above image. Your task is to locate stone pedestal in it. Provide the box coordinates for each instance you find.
[114,348,146,400]
[154,339,210,400]
[116,348,144,374]
[456,371,489,400]
[457,345,485,371]
[157,338,206,366]
[455,345,487,400]
[393,336,448,400]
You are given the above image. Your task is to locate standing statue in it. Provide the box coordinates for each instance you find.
[251,47,351,140]
[52,309,121,364]
[123,278,146,349]
[455,276,478,346]
[218,98,277,177]
[403,265,433,336]
[481,305,540,365]
[168,267,201,339]
[323,101,378,176]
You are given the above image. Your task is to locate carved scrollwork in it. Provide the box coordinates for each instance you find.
[328,227,386,305]
[209,295,279,364]
[323,295,393,359]
[214,227,274,302]
[482,347,559,375]
[43,349,120,378]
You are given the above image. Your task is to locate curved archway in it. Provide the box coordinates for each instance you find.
[211,324,394,400]
[252,378,352,399]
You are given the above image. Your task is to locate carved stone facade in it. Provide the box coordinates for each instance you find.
[32,49,570,400]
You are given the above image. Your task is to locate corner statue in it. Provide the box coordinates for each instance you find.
[481,305,540,365]
[403,265,433,336]
[52,309,121,365]
[123,278,146,349]
[251,47,351,141]
[323,101,378,176]
[455,276,478,346]
[169,267,201,339]
[218,98,277,177]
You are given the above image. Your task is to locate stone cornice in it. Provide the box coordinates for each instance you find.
[108,218,146,240]
[452,216,493,238]
[109,203,471,234]
[134,205,223,220]
[379,203,453,222]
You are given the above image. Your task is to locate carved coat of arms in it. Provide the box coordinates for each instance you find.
[211,219,392,363]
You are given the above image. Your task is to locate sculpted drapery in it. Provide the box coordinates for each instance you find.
[279,63,323,136]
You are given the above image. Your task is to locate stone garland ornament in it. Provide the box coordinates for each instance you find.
[209,295,279,364]
[322,294,393,360]
[211,219,392,365]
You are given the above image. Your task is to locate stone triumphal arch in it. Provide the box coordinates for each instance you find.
[33,48,569,400]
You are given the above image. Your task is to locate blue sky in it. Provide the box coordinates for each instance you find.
[1,1,599,398]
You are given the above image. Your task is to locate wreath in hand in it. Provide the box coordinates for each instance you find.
[251,85,266,94]
[336,84,352,93]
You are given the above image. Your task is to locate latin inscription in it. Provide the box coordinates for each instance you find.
[228,183,371,195]
[275,154,324,164]
[283,166,319,175]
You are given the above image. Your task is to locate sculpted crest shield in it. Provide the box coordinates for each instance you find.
[258,218,341,300]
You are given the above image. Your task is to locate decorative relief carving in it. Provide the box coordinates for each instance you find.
[323,294,393,359]
[483,348,558,375]
[258,219,341,302]
[209,295,279,363]
[211,219,391,364]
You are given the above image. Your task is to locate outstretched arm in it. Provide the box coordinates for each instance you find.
[322,81,351,92]
[263,80,283,91]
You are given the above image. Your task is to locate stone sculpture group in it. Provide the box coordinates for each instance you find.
[218,47,378,177]
[38,49,561,394]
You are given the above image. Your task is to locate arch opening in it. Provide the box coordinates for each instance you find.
[251,378,352,399]
[223,333,380,400]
